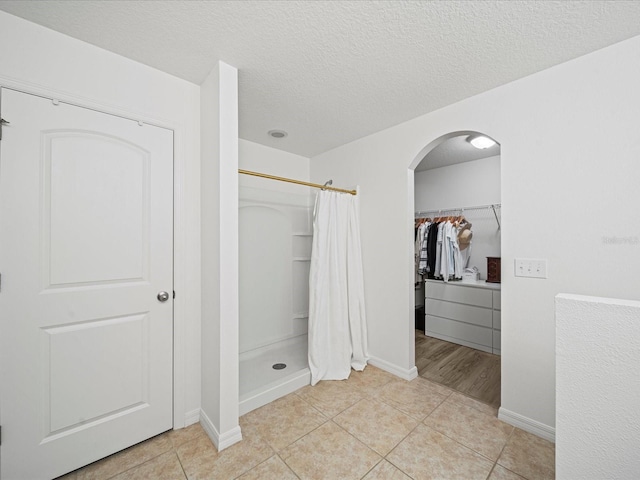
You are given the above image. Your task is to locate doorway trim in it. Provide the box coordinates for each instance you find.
[0,76,190,429]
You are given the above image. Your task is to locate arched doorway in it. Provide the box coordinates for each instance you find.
[411,131,502,408]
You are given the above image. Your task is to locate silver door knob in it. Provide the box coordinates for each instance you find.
[157,291,170,302]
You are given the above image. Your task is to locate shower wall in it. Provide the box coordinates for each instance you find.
[238,140,312,354]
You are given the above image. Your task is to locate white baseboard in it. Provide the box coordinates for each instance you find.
[184,408,200,427]
[217,425,243,451]
[498,407,555,443]
[368,356,418,381]
[199,409,243,451]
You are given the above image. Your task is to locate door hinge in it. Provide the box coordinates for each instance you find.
[173,290,176,299]
[0,118,9,141]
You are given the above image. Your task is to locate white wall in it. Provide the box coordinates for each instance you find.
[556,294,640,478]
[310,34,640,439]
[200,62,241,450]
[414,155,501,280]
[238,140,311,353]
[0,11,202,428]
[239,140,310,191]
[414,155,501,210]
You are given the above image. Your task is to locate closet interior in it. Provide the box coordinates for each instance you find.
[414,133,502,407]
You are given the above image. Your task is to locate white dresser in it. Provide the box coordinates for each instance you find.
[425,279,501,355]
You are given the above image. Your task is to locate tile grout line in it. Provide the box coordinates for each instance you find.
[442,386,501,415]
[172,440,190,480]
[420,422,512,467]
[278,451,301,479]
[487,428,529,480]
[326,417,382,457]
[229,453,292,480]
[486,425,517,480]
[358,457,385,479]
[302,394,337,420]
[101,442,175,480]
[485,461,499,480]
[276,452,303,480]
[170,427,240,480]
[80,432,172,480]
[382,415,427,479]
[320,414,397,478]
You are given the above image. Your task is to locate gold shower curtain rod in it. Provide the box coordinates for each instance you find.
[238,169,357,195]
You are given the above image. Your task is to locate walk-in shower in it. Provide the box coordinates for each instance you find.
[238,185,312,415]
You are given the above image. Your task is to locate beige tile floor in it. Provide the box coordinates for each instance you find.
[60,366,554,480]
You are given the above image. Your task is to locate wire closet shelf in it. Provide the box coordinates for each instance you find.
[415,203,501,230]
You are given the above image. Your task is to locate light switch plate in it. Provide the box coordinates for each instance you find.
[515,258,547,278]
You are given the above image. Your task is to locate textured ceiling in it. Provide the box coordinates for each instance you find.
[2,1,640,158]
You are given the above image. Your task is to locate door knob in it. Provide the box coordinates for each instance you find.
[157,291,170,302]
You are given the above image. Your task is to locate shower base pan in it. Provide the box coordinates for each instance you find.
[239,335,310,416]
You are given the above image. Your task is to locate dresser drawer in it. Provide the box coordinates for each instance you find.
[493,310,501,330]
[493,291,501,310]
[426,315,492,348]
[426,282,492,308]
[427,299,492,328]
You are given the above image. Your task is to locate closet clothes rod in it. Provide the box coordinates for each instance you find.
[238,169,357,195]
[415,203,501,229]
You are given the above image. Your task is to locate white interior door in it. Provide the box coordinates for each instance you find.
[0,88,174,479]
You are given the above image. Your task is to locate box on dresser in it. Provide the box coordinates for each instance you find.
[487,257,501,283]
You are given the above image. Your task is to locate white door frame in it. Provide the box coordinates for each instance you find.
[0,78,190,430]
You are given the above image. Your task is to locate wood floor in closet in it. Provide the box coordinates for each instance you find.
[415,330,501,408]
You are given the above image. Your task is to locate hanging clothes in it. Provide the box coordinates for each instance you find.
[414,215,473,282]
[457,221,473,270]
[427,222,439,278]
[453,223,464,279]
[434,222,445,279]
[308,189,368,386]
[440,221,454,281]
[417,220,430,277]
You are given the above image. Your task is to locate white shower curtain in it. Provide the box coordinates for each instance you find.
[308,188,369,385]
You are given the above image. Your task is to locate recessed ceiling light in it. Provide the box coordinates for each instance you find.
[468,135,496,149]
[268,130,288,139]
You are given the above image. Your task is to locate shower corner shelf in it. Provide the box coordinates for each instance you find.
[292,232,312,237]
[293,313,309,320]
[293,257,311,262]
